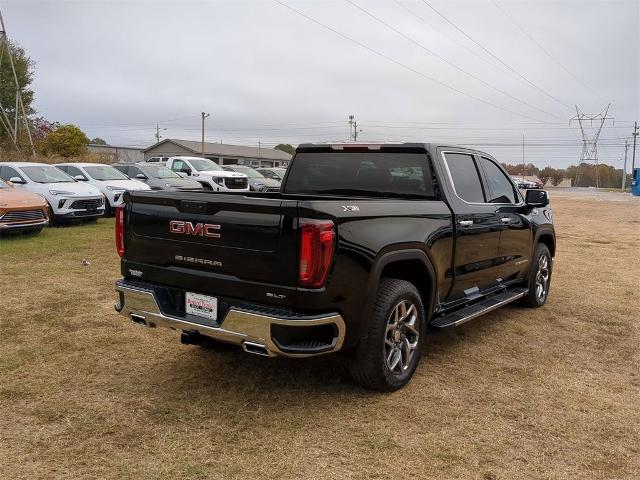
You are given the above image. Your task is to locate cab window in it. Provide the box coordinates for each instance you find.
[479,157,517,204]
[171,160,185,172]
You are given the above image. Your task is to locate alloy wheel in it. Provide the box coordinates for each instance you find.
[384,300,419,375]
[535,254,550,300]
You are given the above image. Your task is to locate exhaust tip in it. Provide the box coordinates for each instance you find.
[242,341,270,357]
[130,314,148,327]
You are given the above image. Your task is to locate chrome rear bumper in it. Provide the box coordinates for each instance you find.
[114,280,345,358]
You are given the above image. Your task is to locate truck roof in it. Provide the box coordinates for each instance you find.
[296,142,486,154]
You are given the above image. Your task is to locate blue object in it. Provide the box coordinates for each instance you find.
[632,168,640,196]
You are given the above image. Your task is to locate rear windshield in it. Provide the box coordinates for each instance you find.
[283,152,435,198]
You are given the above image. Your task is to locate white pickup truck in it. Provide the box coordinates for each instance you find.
[165,157,249,192]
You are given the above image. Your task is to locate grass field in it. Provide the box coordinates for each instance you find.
[1,191,638,479]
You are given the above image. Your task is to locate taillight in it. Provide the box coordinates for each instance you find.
[298,219,335,288]
[115,205,125,258]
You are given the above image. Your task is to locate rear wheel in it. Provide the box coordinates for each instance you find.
[348,278,426,391]
[520,243,552,307]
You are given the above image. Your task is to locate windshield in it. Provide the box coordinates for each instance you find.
[284,152,436,198]
[230,166,264,178]
[84,165,129,181]
[21,165,75,183]
[143,165,181,179]
[189,159,223,172]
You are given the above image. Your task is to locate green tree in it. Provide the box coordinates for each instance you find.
[551,170,564,186]
[274,143,295,155]
[0,40,35,148]
[41,124,89,157]
[538,167,556,187]
[89,137,107,145]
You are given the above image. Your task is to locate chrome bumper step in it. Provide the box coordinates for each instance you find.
[115,279,346,358]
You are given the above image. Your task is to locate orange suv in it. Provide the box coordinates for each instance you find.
[0,178,50,234]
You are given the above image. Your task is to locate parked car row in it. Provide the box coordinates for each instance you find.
[0,157,289,235]
[142,155,288,192]
[511,176,543,189]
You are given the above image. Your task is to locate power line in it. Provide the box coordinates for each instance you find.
[491,0,605,104]
[273,0,548,122]
[345,0,557,120]
[420,0,574,112]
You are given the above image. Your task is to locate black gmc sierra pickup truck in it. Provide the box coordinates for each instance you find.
[114,143,555,391]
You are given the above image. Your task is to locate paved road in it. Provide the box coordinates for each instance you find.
[547,187,639,204]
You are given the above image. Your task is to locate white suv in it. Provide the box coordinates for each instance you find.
[56,163,150,214]
[0,162,105,221]
[165,156,249,192]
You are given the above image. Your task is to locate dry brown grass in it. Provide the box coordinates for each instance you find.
[0,191,638,479]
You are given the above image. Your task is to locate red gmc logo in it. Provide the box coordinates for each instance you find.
[169,220,221,238]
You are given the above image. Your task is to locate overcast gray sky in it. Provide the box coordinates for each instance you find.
[4,0,639,168]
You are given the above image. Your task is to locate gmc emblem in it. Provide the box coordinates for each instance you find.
[169,220,221,238]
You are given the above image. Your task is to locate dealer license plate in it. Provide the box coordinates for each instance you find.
[185,292,218,321]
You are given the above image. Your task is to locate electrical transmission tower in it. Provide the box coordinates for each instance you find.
[0,9,35,156]
[569,104,614,187]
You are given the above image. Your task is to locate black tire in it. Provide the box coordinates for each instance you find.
[348,278,426,392]
[520,243,552,308]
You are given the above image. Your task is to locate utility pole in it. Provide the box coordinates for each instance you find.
[622,140,629,190]
[201,112,210,158]
[348,115,354,141]
[632,121,638,175]
[154,124,166,143]
[522,134,525,176]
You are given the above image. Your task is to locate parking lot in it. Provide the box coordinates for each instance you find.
[0,189,638,480]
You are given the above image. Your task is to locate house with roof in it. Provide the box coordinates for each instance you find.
[143,139,292,168]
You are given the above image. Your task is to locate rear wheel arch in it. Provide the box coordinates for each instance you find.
[368,249,437,320]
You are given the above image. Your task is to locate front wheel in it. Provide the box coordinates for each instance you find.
[520,243,552,307]
[348,278,426,391]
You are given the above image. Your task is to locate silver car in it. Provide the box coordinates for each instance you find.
[222,165,280,192]
[256,167,287,183]
[113,163,203,191]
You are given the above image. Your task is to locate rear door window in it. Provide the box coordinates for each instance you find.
[284,152,435,198]
[443,152,485,203]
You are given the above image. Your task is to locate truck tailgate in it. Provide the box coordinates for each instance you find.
[124,191,298,287]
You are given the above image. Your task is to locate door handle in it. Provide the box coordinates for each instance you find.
[500,217,511,223]
[458,220,473,227]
